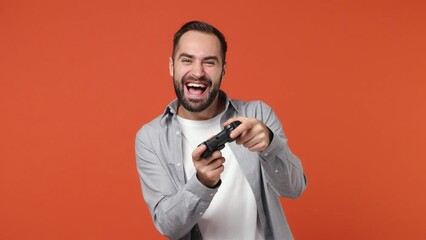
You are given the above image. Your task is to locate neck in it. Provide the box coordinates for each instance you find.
[177,94,226,120]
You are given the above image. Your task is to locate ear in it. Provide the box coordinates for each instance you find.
[169,57,174,77]
[222,63,226,79]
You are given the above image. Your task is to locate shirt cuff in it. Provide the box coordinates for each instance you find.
[259,131,284,161]
[185,175,219,202]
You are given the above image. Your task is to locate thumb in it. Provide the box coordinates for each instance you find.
[192,143,207,160]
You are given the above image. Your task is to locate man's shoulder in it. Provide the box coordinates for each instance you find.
[232,99,268,107]
[230,98,273,117]
[136,114,165,138]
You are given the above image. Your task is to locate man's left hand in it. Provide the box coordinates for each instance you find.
[224,117,271,152]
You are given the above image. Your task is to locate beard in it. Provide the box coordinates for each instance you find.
[173,74,222,113]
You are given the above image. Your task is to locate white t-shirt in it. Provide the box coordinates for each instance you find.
[177,113,264,240]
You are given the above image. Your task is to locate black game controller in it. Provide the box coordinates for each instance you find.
[199,121,242,158]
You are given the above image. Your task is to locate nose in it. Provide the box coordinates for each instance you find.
[190,61,205,79]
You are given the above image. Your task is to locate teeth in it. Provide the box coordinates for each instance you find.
[187,83,206,88]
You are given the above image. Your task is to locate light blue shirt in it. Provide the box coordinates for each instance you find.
[136,91,307,240]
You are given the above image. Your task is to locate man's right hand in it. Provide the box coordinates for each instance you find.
[192,144,225,188]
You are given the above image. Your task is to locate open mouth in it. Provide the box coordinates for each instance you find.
[185,82,208,96]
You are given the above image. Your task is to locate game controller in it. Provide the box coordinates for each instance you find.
[199,121,242,158]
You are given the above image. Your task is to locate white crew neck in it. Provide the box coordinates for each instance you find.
[176,110,225,127]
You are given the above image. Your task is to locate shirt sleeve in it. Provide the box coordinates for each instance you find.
[256,101,307,199]
[135,125,218,239]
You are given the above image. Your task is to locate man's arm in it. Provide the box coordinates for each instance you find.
[135,126,218,239]
[224,101,307,198]
[258,125,307,199]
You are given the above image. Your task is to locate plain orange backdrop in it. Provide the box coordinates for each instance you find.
[1,0,426,239]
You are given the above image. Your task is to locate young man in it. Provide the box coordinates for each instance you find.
[136,21,306,240]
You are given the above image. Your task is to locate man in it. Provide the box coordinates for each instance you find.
[136,20,306,240]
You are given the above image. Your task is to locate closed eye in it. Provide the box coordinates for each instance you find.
[181,58,192,64]
[203,56,219,66]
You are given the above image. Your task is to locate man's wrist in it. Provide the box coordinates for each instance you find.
[196,173,222,189]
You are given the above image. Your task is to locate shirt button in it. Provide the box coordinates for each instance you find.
[199,212,204,215]
[176,163,181,167]
[264,153,269,157]
[275,169,279,173]
[176,131,180,135]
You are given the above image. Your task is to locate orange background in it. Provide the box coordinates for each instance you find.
[1,0,426,239]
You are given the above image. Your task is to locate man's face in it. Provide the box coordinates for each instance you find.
[170,31,225,112]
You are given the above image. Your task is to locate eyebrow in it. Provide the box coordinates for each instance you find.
[178,53,220,62]
[177,53,194,59]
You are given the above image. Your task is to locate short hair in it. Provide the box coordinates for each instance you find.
[172,21,227,64]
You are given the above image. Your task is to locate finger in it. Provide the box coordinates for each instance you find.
[223,117,246,139]
[192,144,207,161]
[241,134,257,148]
[237,121,269,143]
[210,150,223,160]
[223,117,245,127]
[248,142,268,152]
[203,150,223,162]
[235,129,255,145]
[209,164,225,176]
[204,159,225,174]
[196,157,225,177]
[198,164,225,185]
[230,119,255,139]
[196,150,223,167]
[244,137,269,152]
[207,157,225,169]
